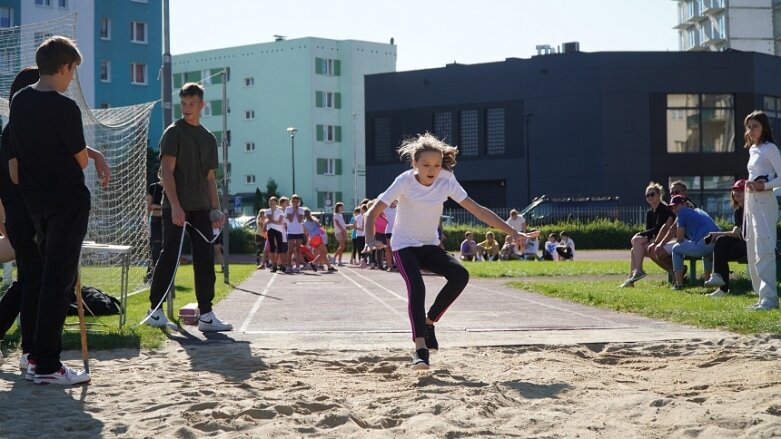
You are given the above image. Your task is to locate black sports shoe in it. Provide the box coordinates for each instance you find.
[424,324,439,352]
[411,348,430,370]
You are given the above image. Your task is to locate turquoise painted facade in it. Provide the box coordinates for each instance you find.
[0,0,162,146]
[172,37,396,214]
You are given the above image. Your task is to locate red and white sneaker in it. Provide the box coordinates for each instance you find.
[34,366,91,385]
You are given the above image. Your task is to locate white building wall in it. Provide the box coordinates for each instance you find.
[21,0,95,105]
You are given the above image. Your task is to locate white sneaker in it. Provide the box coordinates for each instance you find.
[618,279,635,288]
[19,353,29,371]
[24,362,36,381]
[144,308,169,328]
[708,289,728,298]
[198,311,233,332]
[34,365,90,385]
[703,273,726,288]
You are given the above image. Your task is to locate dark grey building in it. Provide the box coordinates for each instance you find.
[364,51,781,215]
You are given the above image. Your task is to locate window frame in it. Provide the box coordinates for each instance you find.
[244,110,255,120]
[0,7,12,28]
[130,63,148,85]
[244,142,256,152]
[99,60,111,82]
[34,0,52,7]
[130,21,148,44]
[244,77,254,87]
[99,18,111,40]
[245,175,256,185]
[666,93,735,154]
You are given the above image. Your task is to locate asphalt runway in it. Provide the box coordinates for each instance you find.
[201,265,728,349]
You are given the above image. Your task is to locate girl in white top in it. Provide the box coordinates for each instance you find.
[265,197,287,273]
[744,111,781,310]
[364,133,521,369]
[332,202,348,266]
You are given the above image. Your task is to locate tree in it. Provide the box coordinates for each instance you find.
[253,187,265,213]
[265,178,280,200]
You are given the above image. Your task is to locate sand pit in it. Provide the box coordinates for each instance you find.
[1,335,780,438]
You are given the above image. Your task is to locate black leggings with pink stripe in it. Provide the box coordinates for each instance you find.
[393,245,469,340]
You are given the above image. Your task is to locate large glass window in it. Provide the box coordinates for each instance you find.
[459,110,478,156]
[485,108,505,155]
[433,112,452,142]
[762,96,781,146]
[667,93,734,153]
[372,117,391,162]
[0,7,13,28]
[99,18,111,40]
[668,175,734,217]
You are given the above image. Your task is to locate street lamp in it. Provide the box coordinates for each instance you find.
[286,127,298,194]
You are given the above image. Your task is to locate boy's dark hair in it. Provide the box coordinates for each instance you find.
[9,67,39,100]
[179,82,204,99]
[560,231,569,238]
[35,36,82,75]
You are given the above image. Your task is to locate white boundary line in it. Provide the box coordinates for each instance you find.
[238,274,278,333]
[467,283,630,327]
[337,269,404,317]
[340,267,407,301]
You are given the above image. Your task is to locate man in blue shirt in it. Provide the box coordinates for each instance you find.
[669,195,721,289]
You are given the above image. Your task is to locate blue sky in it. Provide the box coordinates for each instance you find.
[170,0,680,72]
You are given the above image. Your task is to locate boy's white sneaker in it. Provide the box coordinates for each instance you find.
[198,311,233,332]
[34,366,90,386]
[707,289,728,298]
[144,308,169,328]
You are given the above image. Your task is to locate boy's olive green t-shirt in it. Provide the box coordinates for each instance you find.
[159,119,218,211]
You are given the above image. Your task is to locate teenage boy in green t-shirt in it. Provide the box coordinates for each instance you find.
[146,83,231,332]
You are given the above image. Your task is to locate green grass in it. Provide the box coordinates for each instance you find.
[460,259,668,277]
[462,261,780,334]
[2,264,256,351]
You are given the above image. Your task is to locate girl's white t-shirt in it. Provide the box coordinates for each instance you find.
[355,214,365,237]
[384,206,397,234]
[266,207,286,233]
[748,142,781,189]
[379,169,468,251]
[333,213,346,234]
[285,206,305,234]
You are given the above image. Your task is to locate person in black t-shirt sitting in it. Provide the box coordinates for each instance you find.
[619,182,675,287]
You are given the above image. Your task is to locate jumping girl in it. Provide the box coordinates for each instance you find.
[363,133,521,369]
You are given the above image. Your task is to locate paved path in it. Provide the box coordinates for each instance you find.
[192,265,729,350]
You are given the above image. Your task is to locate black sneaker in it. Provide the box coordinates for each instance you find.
[411,348,430,370]
[424,324,438,352]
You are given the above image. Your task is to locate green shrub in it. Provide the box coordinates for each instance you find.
[220,218,781,253]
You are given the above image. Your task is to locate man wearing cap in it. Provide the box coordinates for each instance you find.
[703,179,747,297]
[668,195,721,289]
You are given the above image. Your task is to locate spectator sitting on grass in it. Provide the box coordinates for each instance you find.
[499,235,518,260]
[460,231,477,261]
[543,233,558,261]
[556,231,576,261]
[668,195,720,290]
[476,231,500,261]
[522,231,541,260]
